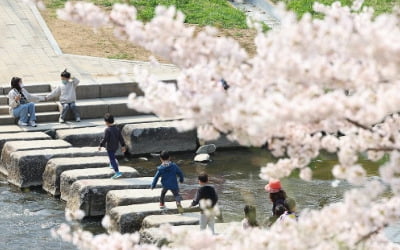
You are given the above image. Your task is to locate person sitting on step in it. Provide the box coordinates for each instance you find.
[8,77,43,127]
[45,69,80,123]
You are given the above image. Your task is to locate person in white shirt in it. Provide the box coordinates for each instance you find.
[45,69,80,123]
[8,77,42,127]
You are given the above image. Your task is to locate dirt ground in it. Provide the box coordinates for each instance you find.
[40,7,257,63]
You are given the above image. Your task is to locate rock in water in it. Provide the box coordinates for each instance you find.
[196,144,216,154]
[194,154,210,162]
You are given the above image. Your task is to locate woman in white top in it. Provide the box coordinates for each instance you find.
[8,77,41,127]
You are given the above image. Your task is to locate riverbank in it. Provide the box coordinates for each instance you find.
[271,0,399,17]
[40,0,257,60]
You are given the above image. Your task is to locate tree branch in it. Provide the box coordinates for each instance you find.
[345,118,374,132]
[367,147,400,152]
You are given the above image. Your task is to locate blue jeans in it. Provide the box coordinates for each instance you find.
[107,150,119,173]
[61,102,80,120]
[13,103,36,123]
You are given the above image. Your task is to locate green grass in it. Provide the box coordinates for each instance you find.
[45,0,248,29]
[271,0,400,17]
[108,53,130,59]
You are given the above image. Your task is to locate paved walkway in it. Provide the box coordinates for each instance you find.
[0,0,179,86]
[230,0,280,28]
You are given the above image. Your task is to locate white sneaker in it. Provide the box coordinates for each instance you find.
[18,120,28,126]
[29,121,37,127]
[76,117,81,122]
[59,117,65,123]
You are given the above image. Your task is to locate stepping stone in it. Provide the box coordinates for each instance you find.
[0,125,23,134]
[142,213,200,229]
[194,153,210,162]
[140,222,240,245]
[66,177,159,217]
[56,126,125,155]
[122,121,197,155]
[60,166,140,200]
[7,147,106,188]
[1,140,71,176]
[0,132,51,152]
[42,156,110,196]
[196,144,216,154]
[200,135,241,149]
[56,127,104,147]
[108,200,196,233]
[106,189,175,214]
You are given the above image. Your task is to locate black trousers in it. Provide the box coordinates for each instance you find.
[160,188,181,204]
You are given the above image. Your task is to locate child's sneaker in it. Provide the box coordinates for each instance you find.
[111,172,122,179]
[18,120,28,126]
[29,120,37,127]
[160,203,165,209]
[177,203,184,214]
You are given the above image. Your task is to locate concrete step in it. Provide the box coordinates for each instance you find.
[0,111,60,125]
[62,97,147,121]
[0,115,163,133]
[98,82,143,98]
[1,139,71,176]
[0,96,150,125]
[60,166,140,200]
[106,189,175,214]
[7,147,106,188]
[0,92,51,106]
[65,177,160,216]
[1,84,51,94]
[75,82,144,100]
[108,200,196,233]
[142,213,200,229]
[0,102,58,115]
[0,96,7,105]
[42,156,110,196]
[36,111,60,122]
[0,115,15,125]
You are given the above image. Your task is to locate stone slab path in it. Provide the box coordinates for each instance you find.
[106,189,175,214]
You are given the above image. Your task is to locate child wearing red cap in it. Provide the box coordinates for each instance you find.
[264,179,295,216]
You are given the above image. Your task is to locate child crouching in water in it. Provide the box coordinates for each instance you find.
[98,113,126,179]
[189,173,219,234]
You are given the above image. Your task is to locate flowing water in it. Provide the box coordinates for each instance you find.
[0,148,399,249]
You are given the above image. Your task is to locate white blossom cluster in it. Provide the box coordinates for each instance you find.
[26,0,400,248]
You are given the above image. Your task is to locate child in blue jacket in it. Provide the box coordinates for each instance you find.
[151,151,184,211]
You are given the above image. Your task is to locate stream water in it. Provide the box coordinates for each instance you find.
[0,148,399,249]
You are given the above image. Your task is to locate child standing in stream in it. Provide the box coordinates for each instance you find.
[98,113,126,179]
